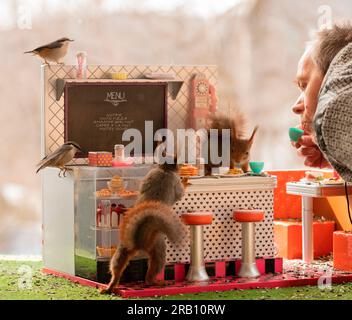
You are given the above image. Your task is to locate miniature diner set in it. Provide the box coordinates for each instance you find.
[40,61,352,298]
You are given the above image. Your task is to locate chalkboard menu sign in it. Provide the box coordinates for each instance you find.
[64,81,168,157]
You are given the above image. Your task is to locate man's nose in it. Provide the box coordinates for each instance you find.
[292,94,304,114]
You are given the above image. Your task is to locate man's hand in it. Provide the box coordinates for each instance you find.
[292,133,331,168]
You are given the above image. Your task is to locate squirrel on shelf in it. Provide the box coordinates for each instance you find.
[100,160,185,294]
[204,111,258,175]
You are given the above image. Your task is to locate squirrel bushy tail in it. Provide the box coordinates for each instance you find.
[120,201,183,251]
[208,110,247,139]
[100,164,185,294]
[100,201,184,294]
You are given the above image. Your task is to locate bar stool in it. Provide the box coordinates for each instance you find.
[233,209,264,278]
[181,211,213,281]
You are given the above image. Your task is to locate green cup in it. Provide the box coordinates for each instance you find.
[289,127,304,142]
[249,161,264,174]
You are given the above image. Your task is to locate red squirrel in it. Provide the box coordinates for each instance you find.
[205,112,258,175]
[100,162,185,294]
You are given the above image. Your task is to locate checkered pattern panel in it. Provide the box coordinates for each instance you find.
[42,64,218,163]
[167,189,275,263]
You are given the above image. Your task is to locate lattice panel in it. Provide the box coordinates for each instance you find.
[166,189,275,263]
[42,64,218,160]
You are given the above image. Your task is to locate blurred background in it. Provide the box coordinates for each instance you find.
[0,0,351,255]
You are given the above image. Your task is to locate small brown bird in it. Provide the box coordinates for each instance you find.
[36,141,82,177]
[24,37,74,64]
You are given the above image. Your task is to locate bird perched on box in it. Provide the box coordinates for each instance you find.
[36,141,82,177]
[24,37,74,65]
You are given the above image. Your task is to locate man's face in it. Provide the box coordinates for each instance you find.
[292,48,324,133]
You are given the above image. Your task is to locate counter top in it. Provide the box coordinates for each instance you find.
[186,175,277,192]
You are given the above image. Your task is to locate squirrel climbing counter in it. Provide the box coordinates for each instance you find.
[42,166,277,283]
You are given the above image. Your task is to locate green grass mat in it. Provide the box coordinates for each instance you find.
[1,260,352,300]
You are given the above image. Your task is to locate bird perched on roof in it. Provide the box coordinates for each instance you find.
[36,141,82,177]
[24,37,74,65]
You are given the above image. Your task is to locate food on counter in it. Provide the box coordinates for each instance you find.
[211,167,229,175]
[304,171,324,182]
[117,190,139,198]
[96,246,117,257]
[95,188,112,197]
[107,175,124,193]
[299,170,346,184]
[227,168,244,175]
[179,164,198,176]
[96,188,138,198]
[321,177,344,185]
[95,175,138,198]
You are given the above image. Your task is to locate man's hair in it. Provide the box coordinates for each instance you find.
[313,23,352,75]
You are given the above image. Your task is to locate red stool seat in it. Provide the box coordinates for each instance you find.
[181,212,213,225]
[233,209,264,223]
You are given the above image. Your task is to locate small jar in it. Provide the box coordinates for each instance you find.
[196,157,205,176]
[114,144,125,162]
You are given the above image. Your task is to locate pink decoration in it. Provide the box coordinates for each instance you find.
[76,51,87,79]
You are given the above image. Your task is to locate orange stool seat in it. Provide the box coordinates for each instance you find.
[233,209,264,223]
[181,212,213,225]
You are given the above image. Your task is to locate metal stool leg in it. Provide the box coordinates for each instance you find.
[186,225,209,281]
[238,222,260,278]
[302,196,314,263]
